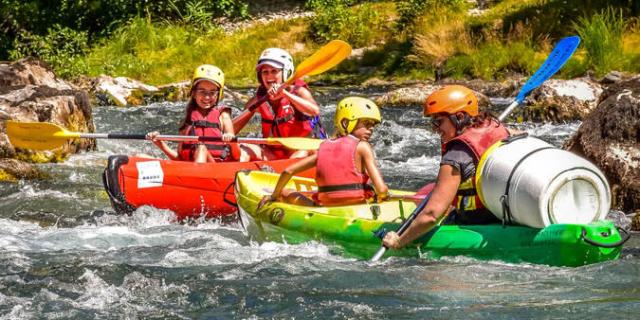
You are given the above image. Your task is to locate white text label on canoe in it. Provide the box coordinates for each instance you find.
[136,161,164,189]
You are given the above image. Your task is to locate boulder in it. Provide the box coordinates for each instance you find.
[0,57,73,90]
[374,82,490,109]
[564,76,640,220]
[523,78,603,122]
[374,83,436,107]
[93,75,159,107]
[0,158,42,180]
[0,58,95,171]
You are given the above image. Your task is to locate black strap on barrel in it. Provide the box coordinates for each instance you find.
[500,143,555,227]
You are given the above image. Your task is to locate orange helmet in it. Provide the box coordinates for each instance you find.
[423,85,478,117]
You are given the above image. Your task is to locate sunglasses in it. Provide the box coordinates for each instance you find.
[194,89,219,97]
[431,116,447,128]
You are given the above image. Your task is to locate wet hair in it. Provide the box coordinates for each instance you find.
[451,111,497,135]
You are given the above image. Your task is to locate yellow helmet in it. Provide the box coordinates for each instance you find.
[334,97,382,135]
[192,64,225,101]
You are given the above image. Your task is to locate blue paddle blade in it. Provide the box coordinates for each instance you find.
[515,36,581,103]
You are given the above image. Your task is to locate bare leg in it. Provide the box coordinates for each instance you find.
[282,189,315,207]
[193,144,209,163]
[289,150,311,158]
[239,143,264,161]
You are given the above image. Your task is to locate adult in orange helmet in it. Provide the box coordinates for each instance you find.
[382,85,515,250]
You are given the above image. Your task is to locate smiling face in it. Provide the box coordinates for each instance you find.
[259,65,283,89]
[192,80,220,110]
[349,118,378,141]
[430,113,456,143]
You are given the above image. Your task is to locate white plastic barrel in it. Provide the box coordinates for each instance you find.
[476,136,611,228]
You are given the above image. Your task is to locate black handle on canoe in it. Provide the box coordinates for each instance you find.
[581,226,631,248]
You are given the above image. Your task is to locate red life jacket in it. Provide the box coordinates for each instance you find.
[314,135,375,206]
[442,118,509,213]
[257,78,314,139]
[179,105,232,161]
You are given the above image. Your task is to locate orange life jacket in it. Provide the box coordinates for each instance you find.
[314,135,375,206]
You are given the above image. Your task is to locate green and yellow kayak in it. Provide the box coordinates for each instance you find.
[235,171,628,267]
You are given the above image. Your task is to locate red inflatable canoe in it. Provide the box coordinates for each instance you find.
[102,155,314,220]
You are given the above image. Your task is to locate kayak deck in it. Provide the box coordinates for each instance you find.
[235,171,627,267]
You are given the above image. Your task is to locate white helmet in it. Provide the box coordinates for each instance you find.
[256,48,294,82]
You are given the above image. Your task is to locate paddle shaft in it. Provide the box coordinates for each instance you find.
[370,193,433,262]
[73,132,309,145]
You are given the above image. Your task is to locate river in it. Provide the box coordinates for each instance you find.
[0,88,638,319]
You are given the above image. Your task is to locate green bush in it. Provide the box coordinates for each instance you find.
[395,0,466,32]
[573,8,626,76]
[307,0,384,47]
[0,0,249,59]
[9,25,89,78]
[444,40,543,80]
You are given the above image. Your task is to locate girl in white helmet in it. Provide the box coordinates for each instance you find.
[258,97,389,208]
[233,48,322,160]
[147,65,244,163]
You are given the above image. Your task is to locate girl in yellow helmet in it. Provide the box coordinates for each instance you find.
[258,97,389,208]
[147,65,244,163]
[382,85,517,250]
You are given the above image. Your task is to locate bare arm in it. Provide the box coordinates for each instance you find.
[384,165,460,248]
[282,86,319,116]
[271,154,318,200]
[358,141,388,199]
[147,131,180,160]
[219,109,235,140]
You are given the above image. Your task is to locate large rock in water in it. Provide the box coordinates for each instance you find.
[564,76,640,223]
[0,58,95,178]
[374,82,491,109]
[523,78,603,122]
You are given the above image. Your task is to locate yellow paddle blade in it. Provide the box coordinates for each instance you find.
[5,121,78,150]
[268,137,323,150]
[287,40,352,84]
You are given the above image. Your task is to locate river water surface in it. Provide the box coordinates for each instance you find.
[1,88,639,319]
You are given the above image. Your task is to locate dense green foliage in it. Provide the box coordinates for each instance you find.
[2,0,640,85]
[306,0,387,47]
[574,8,627,76]
[0,0,249,59]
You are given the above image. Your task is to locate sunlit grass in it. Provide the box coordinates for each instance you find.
[83,17,318,86]
[76,1,640,85]
[573,8,626,76]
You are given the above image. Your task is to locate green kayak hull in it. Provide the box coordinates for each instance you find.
[235,171,626,267]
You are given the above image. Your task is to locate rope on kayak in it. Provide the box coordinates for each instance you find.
[581,226,631,248]
[223,181,237,208]
[498,133,553,227]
